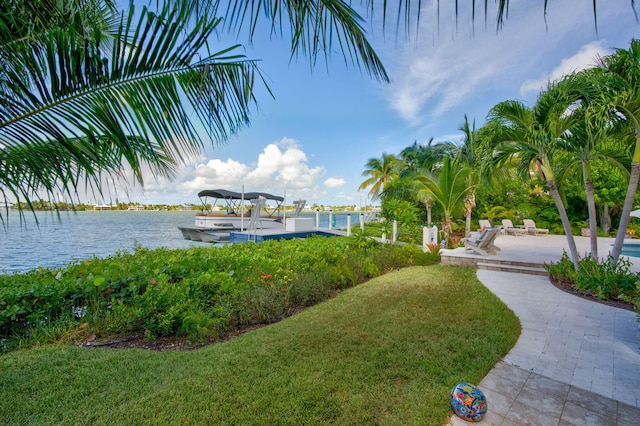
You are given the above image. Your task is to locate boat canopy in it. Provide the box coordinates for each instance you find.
[197,189,284,202]
[197,189,284,216]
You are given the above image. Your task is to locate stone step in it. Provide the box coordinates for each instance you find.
[441,253,548,270]
[473,258,544,269]
[476,262,549,276]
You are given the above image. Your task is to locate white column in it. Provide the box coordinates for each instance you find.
[423,226,428,251]
[392,219,397,243]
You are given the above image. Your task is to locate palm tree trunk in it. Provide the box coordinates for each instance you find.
[464,192,475,238]
[600,203,610,234]
[583,161,598,260]
[610,162,640,263]
[443,216,452,247]
[425,200,432,226]
[548,179,580,270]
[465,213,472,238]
[586,181,599,261]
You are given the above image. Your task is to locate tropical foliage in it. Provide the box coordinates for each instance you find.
[0,236,439,352]
[359,37,640,269]
[546,253,640,303]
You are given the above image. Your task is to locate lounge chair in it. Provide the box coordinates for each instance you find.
[502,219,526,236]
[464,226,502,255]
[478,219,492,231]
[523,219,549,236]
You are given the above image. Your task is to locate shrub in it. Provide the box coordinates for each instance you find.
[448,235,463,248]
[545,252,640,301]
[574,255,639,299]
[178,310,226,342]
[288,270,333,307]
[425,242,441,254]
[0,237,440,352]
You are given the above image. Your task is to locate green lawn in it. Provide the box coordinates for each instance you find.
[0,265,520,425]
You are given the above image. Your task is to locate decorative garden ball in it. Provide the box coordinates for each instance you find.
[450,382,488,422]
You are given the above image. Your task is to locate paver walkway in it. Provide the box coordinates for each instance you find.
[446,235,640,425]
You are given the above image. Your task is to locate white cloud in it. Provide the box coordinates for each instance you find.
[244,137,325,189]
[93,138,329,205]
[174,137,325,199]
[519,40,609,95]
[383,0,624,127]
[324,176,346,188]
[386,18,529,123]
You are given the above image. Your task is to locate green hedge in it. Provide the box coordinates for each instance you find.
[0,236,439,352]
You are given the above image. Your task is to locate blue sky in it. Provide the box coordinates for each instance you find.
[115,0,639,207]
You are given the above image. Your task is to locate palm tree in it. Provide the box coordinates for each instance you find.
[367,1,633,34]
[358,153,400,200]
[415,156,471,244]
[488,79,584,269]
[400,141,426,175]
[204,1,387,82]
[556,75,628,261]
[596,39,640,264]
[2,0,624,219]
[452,115,485,237]
[399,138,456,226]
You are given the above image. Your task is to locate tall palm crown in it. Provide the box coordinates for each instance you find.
[489,78,585,268]
[453,115,484,237]
[358,153,401,199]
[556,68,630,260]
[596,38,640,263]
[414,155,470,241]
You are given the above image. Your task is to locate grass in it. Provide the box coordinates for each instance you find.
[0,265,520,425]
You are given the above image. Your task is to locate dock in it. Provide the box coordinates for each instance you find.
[229,228,348,243]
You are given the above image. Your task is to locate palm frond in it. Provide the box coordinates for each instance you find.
[204,0,389,82]
[1,1,264,207]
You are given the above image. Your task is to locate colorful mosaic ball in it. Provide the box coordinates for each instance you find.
[450,382,488,422]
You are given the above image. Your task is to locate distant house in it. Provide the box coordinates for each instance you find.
[127,205,145,211]
[0,202,14,210]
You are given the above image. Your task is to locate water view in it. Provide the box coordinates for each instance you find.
[0,210,358,273]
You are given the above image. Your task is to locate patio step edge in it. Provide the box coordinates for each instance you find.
[441,254,547,270]
[476,262,549,276]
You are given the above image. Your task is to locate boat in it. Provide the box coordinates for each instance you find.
[179,189,306,241]
[178,226,233,242]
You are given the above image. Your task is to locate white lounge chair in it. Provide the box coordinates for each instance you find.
[478,219,492,230]
[502,219,526,236]
[523,219,549,236]
[464,226,502,255]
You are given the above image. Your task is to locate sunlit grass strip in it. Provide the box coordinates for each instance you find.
[0,266,520,425]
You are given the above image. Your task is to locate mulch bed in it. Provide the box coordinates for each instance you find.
[80,305,309,352]
[549,277,636,312]
[79,279,635,352]
[80,325,264,352]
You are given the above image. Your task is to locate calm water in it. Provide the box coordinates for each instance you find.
[0,210,358,273]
